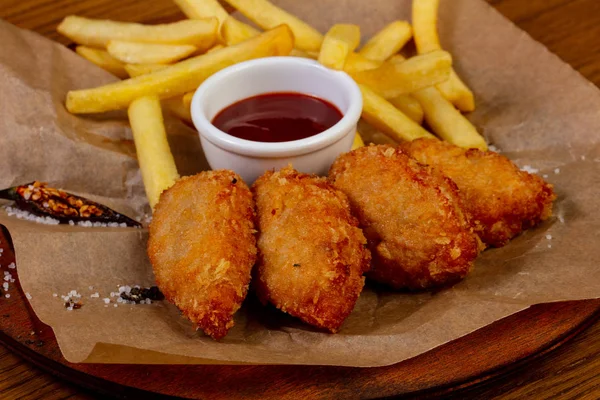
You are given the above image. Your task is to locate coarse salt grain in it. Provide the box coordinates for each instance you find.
[488,145,500,153]
[546,234,552,240]
[8,263,15,269]
[558,214,565,223]
[4,206,60,225]
[25,292,32,300]
[52,293,58,297]
[2,283,8,290]
[103,298,110,304]
[554,168,560,174]
[543,174,549,178]
[3,271,8,276]
[520,165,539,174]
[114,304,118,308]
[5,294,10,298]
[90,292,99,298]
[548,244,552,249]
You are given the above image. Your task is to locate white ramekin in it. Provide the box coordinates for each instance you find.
[190,56,362,184]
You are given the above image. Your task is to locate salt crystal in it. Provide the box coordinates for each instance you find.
[520,165,539,174]
[2,283,8,290]
[52,293,58,297]
[546,234,552,240]
[103,298,110,304]
[114,304,118,308]
[488,145,500,152]
[88,285,94,290]
[543,174,549,178]
[8,263,15,269]
[554,168,560,174]
[90,292,99,298]
[145,298,152,304]
[581,155,586,161]
[68,220,75,226]
[66,306,73,311]
[25,292,32,300]
[558,215,565,224]
[3,276,10,282]
[3,271,8,276]
[548,244,552,249]
[5,294,10,298]
[117,297,123,303]
[9,279,14,283]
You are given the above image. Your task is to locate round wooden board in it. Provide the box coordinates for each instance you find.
[1,227,599,399]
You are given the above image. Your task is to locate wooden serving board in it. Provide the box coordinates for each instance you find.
[1,226,599,399]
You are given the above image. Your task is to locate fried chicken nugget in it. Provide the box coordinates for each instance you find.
[329,145,482,290]
[252,166,371,332]
[148,171,257,340]
[400,138,556,247]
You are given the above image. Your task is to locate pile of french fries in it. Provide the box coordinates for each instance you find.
[59,0,487,209]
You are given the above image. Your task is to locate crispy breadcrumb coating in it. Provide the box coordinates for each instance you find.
[148,171,257,340]
[252,166,371,332]
[400,138,556,247]
[329,145,482,290]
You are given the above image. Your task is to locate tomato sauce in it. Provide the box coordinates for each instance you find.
[212,92,343,143]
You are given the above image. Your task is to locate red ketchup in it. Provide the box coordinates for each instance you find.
[212,92,343,143]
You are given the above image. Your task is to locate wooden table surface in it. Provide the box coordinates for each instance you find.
[2,0,600,399]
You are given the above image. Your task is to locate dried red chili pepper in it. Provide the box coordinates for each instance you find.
[0,181,141,227]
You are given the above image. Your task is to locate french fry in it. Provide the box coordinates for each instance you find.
[350,50,452,99]
[128,96,180,209]
[221,16,261,46]
[388,95,424,124]
[66,25,294,114]
[343,52,383,73]
[359,84,434,142]
[162,96,193,125]
[412,87,486,150]
[57,16,218,48]
[223,0,323,52]
[318,24,361,70]
[412,0,475,112]
[206,44,225,53]
[173,0,229,25]
[107,41,198,65]
[289,48,318,59]
[182,92,195,110]
[359,21,412,62]
[352,132,365,150]
[124,63,168,78]
[75,46,128,79]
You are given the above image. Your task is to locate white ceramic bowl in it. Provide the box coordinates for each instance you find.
[190,56,362,184]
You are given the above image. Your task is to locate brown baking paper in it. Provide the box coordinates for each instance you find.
[1,0,599,367]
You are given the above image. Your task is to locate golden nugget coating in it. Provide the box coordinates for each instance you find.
[148,170,257,340]
[329,145,482,290]
[252,166,371,332]
[400,138,556,247]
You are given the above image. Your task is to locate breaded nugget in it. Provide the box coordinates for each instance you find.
[148,170,257,340]
[329,145,481,290]
[252,166,371,332]
[400,138,556,247]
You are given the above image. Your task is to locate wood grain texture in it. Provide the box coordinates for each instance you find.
[1,0,600,399]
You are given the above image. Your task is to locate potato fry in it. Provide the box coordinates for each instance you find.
[412,0,475,112]
[124,63,168,78]
[318,24,361,70]
[206,44,225,53]
[223,0,323,52]
[182,91,195,110]
[388,95,424,124]
[173,0,229,25]
[437,70,475,112]
[412,87,486,150]
[352,132,365,150]
[75,46,128,79]
[128,96,180,209]
[359,21,412,61]
[107,41,197,65]
[57,16,218,48]
[350,50,452,99]
[221,16,261,46]
[289,48,318,59]
[66,25,294,114]
[359,84,434,142]
[162,96,193,124]
[343,52,383,73]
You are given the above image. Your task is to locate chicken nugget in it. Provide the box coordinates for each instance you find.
[329,145,482,290]
[400,138,556,247]
[148,170,257,340]
[252,166,371,332]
